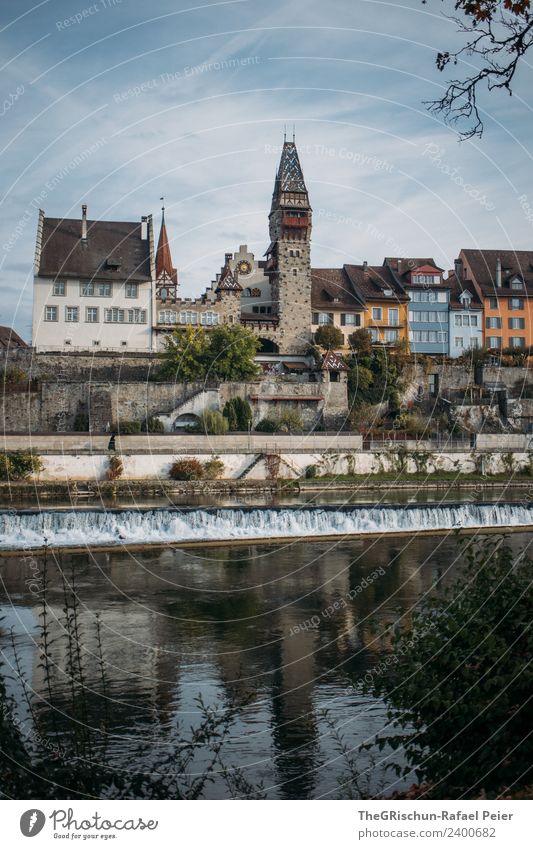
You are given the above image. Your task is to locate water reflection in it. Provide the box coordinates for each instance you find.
[0,530,529,798]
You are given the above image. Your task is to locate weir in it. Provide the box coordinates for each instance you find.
[0,502,532,552]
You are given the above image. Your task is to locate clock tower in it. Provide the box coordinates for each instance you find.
[266,135,313,353]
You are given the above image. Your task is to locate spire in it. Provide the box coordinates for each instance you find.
[271,135,309,213]
[156,204,177,283]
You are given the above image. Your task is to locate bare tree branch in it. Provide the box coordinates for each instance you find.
[424,1,533,138]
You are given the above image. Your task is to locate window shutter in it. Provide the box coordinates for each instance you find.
[312,312,318,324]
[340,314,346,326]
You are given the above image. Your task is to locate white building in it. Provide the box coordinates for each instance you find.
[448,272,483,358]
[32,206,155,352]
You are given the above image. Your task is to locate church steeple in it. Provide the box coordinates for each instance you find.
[266,134,312,353]
[270,138,310,214]
[155,202,178,302]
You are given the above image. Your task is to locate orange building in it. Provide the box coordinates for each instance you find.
[458,249,533,351]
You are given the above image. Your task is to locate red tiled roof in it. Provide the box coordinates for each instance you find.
[461,249,533,298]
[311,268,365,310]
[344,264,409,303]
[0,326,28,349]
[448,272,483,310]
[155,214,177,284]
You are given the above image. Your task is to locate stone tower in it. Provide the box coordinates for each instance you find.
[266,137,312,353]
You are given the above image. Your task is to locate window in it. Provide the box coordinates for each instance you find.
[413,274,440,285]
[457,314,477,327]
[455,315,463,326]
[487,336,502,349]
[510,336,526,348]
[411,289,447,303]
[316,312,333,325]
[104,308,125,323]
[341,313,360,326]
[159,310,177,325]
[388,308,399,326]
[384,329,399,342]
[372,307,382,321]
[121,341,128,347]
[81,282,112,297]
[509,317,525,330]
[510,298,524,310]
[126,283,138,298]
[53,281,65,296]
[511,279,523,290]
[292,269,297,276]
[411,330,448,344]
[489,297,498,309]
[486,316,502,329]
[44,306,58,321]
[65,306,79,322]
[200,311,218,326]
[455,337,464,348]
[470,315,478,327]
[243,288,252,297]
[369,327,379,342]
[179,311,198,325]
[86,307,99,323]
[128,309,146,324]
[92,340,100,347]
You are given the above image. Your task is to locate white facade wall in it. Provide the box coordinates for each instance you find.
[32,276,153,352]
[28,449,532,481]
[449,309,483,358]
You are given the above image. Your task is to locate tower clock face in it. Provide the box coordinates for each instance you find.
[237,260,252,275]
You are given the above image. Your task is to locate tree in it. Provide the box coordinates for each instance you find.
[315,324,344,349]
[425,0,533,138]
[363,537,533,797]
[223,397,253,431]
[197,410,229,434]
[159,326,209,381]
[348,328,373,356]
[206,325,260,381]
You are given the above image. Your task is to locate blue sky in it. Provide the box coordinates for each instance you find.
[1,0,533,339]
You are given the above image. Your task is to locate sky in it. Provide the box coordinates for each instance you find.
[1,0,533,340]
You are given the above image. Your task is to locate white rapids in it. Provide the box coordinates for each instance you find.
[0,502,531,550]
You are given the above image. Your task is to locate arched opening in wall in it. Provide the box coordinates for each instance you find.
[172,413,200,431]
[258,338,279,354]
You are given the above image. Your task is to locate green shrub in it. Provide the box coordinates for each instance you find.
[116,420,141,435]
[3,366,27,385]
[169,458,205,481]
[141,416,165,433]
[254,418,279,433]
[363,538,533,798]
[223,397,252,431]
[304,464,317,479]
[197,410,229,435]
[203,457,225,479]
[73,413,89,432]
[0,451,43,481]
[278,409,303,433]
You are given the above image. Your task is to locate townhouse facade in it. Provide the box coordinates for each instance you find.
[30,138,533,360]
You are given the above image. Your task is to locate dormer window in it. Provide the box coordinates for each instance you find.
[413,274,440,285]
[383,288,393,297]
[105,258,121,271]
[511,278,523,290]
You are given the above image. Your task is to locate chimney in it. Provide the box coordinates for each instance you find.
[454,258,463,281]
[81,204,87,241]
[224,252,232,264]
[397,259,402,273]
[141,215,148,240]
[363,260,368,271]
[496,256,502,288]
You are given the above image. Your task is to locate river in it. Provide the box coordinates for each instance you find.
[0,488,531,798]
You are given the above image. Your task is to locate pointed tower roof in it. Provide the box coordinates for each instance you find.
[156,208,177,283]
[271,136,310,212]
[215,256,243,293]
